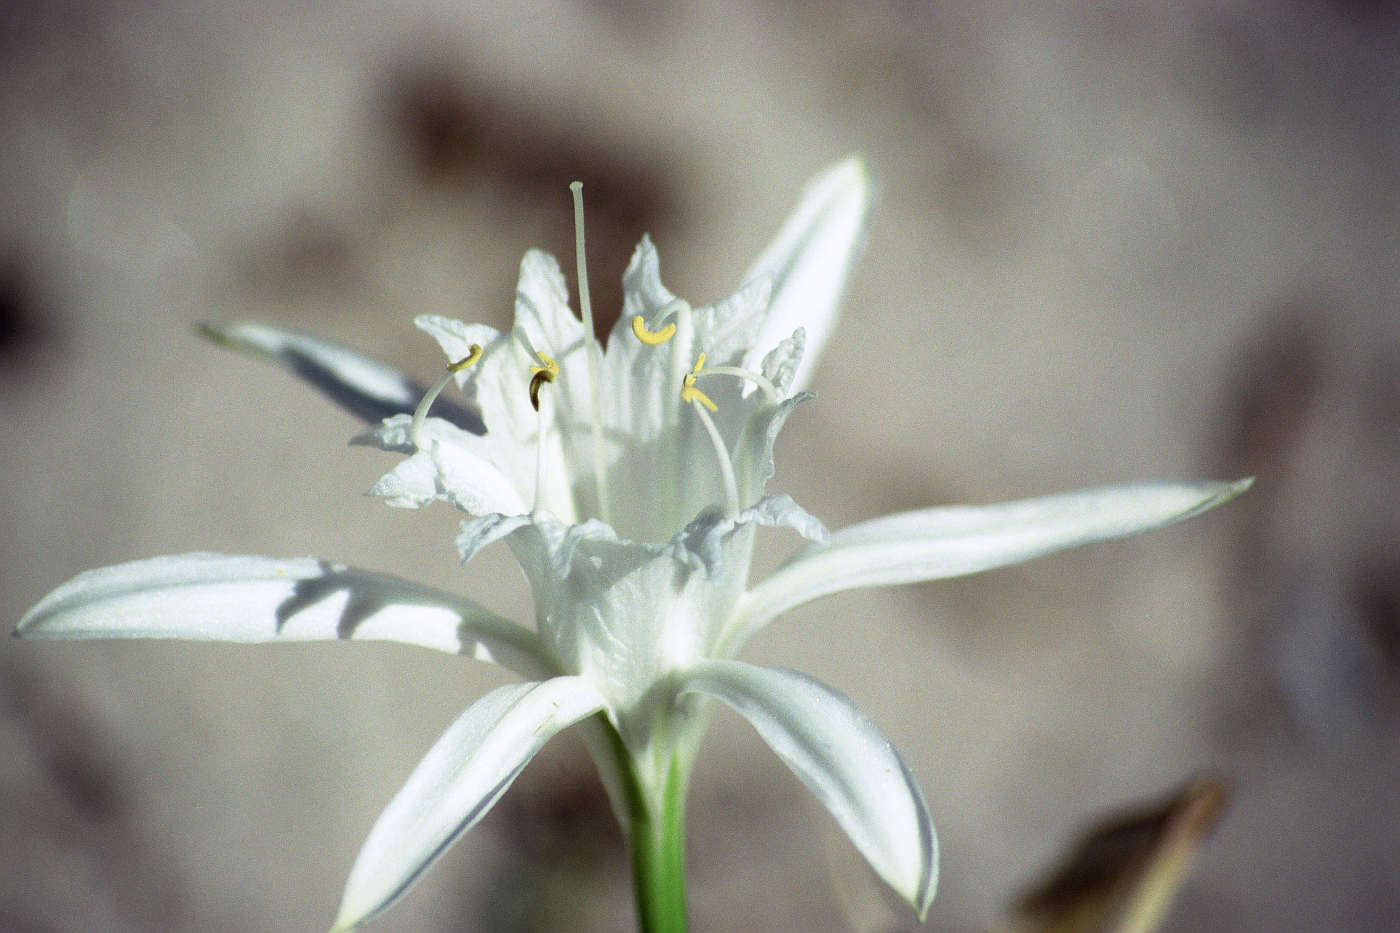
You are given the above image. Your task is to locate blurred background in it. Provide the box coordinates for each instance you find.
[3,1,1397,930]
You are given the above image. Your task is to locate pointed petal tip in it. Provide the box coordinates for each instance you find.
[745,156,875,391]
[911,850,939,922]
[798,155,873,233]
[197,320,270,354]
[680,661,936,922]
[826,152,871,189]
[197,320,255,356]
[819,154,873,214]
[1184,476,1254,521]
[330,893,377,933]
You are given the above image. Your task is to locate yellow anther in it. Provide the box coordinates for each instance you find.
[631,315,677,346]
[681,353,718,412]
[448,344,483,372]
[529,351,559,379]
[528,352,559,412]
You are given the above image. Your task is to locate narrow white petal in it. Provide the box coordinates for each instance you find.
[332,677,607,931]
[744,157,872,392]
[201,321,483,431]
[734,480,1252,643]
[17,553,551,677]
[679,660,937,919]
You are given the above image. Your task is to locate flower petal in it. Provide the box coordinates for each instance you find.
[733,479,1253,644]
[691,274,771,368]
[16,553,551,677]
[678,659,937,920]
[455,513,534,565]
[513,249,586,362]
[759,326,805,396]
[332,677,607,931]
[362,447,442,509]
[676,495,827,578]
[733,391,812,506]
[355,415,530,517]
[745,493,828,543]
[413,315,501,387]
[618,235,678,328]
[201,321,483,432]
[744,156,872,392]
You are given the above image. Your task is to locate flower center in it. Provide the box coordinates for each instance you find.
[415,184,791,534]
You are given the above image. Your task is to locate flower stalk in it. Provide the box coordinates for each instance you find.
[628,754,690,933]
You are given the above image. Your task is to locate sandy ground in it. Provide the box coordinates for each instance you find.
[3,2,1397,930]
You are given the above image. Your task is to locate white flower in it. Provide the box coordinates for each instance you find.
[17,158,1249,930]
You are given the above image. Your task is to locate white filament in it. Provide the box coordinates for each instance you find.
[410,368,458,452]
[689,400,741,518]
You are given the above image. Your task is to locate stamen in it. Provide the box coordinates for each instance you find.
[570,181,610,524]
[695,363,780,406]
[411,345,482,450]
[449,348,484,372]
[680,354,718,412]
[688,393,741,518]
[652,298,697,412]
[533,390,549,512]
[528,352,558,412]
[632,315,677,345]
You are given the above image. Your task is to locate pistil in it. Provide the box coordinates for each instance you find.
[570,182,611,525]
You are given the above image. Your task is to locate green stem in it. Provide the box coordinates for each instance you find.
[599,718,690,933]
[629,757,688,933]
